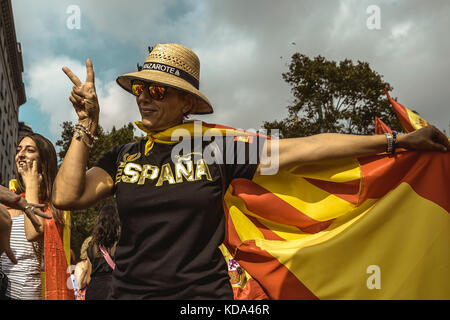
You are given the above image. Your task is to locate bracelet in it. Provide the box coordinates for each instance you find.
[24,204,35,212]
[74,131,94,149]
[391,131,398,155]
[75,123,98,142]
[385,133,393,154]
[74,124,97,149]
[74,123,98,149]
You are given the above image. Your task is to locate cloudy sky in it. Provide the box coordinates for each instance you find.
[12,0,450,146]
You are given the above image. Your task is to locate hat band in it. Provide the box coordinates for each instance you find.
[142,62,199,89]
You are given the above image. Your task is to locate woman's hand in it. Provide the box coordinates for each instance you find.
[18,159,41,190]
[398,126,449,152]
[62,58,99,133]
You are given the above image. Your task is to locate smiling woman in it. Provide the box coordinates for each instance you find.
[52,43,449,301]
[0,133,74,300]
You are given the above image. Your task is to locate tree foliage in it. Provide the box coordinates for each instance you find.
[264,53,404,138]
[56,122,143,261]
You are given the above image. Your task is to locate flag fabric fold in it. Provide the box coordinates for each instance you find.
[223,151,449,299]
[133,121,449,300]
[374,116,392,134]
[384,89,430,132]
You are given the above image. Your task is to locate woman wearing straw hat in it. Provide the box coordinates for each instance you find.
[53,43,449,300]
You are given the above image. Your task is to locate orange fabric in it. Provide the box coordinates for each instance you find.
[223,203,318,300]
[384,89,415,132]
[384,89,430,133]
[246,215,285,241]
[303,178,360,204]
[359,151,450,211]
[374,116,392,134]
[220,244,268,300]
[223,151,449,299]
[43,207,74,300]
[9,193,74,300]
[230,179,333,234]
[232,240,318,300]
[232,278,268,300]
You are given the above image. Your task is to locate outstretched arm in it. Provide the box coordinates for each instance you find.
[256,126,449,174]
[0,185,51,226]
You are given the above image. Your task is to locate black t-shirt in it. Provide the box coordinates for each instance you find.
[94,134,266,299]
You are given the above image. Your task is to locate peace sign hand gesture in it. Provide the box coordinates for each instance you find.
[62,59,99,133]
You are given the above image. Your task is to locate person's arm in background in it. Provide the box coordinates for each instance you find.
[0,185,51,226]
[0,184,52,261]
[18,160,45,242]
[74,258,91,290]
[0,205,16,264]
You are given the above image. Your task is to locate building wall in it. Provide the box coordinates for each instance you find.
[0,0,26,187]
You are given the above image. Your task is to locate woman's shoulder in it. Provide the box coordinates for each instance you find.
[105,140,144,159]
[95,141,143,167]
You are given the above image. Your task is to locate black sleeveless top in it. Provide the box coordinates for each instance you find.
[85,243,115,300]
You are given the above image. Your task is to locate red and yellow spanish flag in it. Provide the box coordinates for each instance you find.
[374,116,392,134]
[222,151,449,299]
[384,89,430,133]
[134,121,449,300]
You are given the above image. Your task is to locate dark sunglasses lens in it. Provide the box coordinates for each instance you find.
[148,85,166,100]
[131,81,145,96]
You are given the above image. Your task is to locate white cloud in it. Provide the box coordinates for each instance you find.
[96,80,140,131]
[25,56,83,135]
[25,56,139,136]
[391,23,411,39]
[14,0,450,139]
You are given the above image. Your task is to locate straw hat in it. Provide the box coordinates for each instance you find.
[116,43,213,114]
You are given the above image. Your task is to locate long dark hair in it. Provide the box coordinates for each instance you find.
[91,204,121,249]
[14,133,64,225]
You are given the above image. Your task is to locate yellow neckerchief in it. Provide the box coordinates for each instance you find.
[135,120,261,156]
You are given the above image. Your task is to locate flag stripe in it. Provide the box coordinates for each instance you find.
[358,152,450,212]
[235,240,318,300]
[384,89,415,132]
[267,183,450,299]
[231,178,334,233]
[246,215,287,241]
[287,157,361,182]
[303,177,360,204]
[223,198,246,252]
[252,173,357,222]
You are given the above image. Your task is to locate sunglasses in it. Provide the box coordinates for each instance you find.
[131,80,167,100]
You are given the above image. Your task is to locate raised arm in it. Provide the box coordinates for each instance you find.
[257,126,449,174]
[52,59,114,210]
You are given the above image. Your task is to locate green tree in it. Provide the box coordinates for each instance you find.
[56,122,143,261]
[264,53,404,138]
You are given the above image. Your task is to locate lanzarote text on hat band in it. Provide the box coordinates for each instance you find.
[142,62,199,89]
